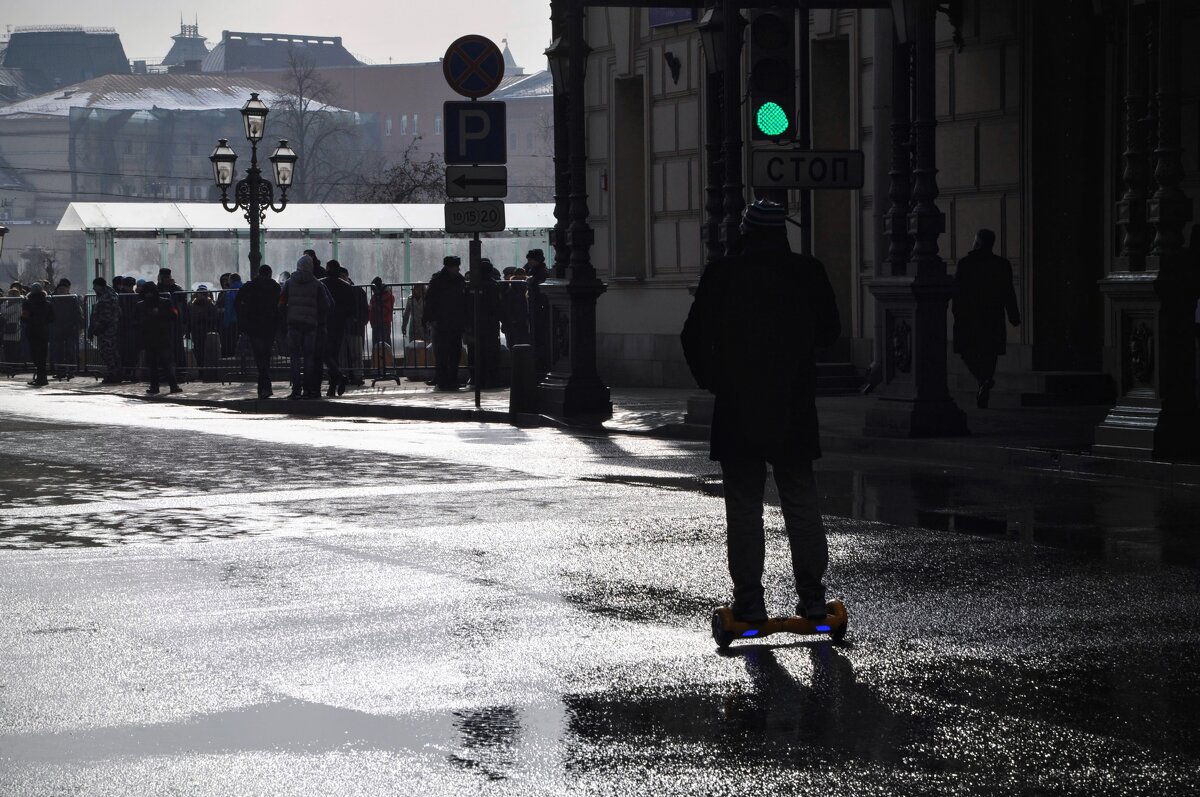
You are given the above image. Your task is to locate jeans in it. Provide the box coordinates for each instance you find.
[250,334,274,395]
[144,342,178,391]
[287,324,318,395]
[434,326,462,388]
[720,459,828,610]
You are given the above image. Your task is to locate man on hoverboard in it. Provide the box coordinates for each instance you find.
[682,199,841,624]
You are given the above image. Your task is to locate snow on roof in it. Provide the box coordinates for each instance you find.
[58,202,556,233]
[0,73,339,118]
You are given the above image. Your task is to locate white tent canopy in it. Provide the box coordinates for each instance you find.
[58,202,556,233]
[59,202,556,287]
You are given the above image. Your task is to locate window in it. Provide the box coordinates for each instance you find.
[385,117,392,136]
[122,140,133,155]
[435,114,442,135]
[527,132,534,151]
[400,115,408,135]
[412,114,419,134]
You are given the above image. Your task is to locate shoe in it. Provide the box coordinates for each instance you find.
[326,385,337,397]
[101,376,122,385]
[287,392,302,400]
[336,380,346,396]
[731,600,769,624]
[145,388,160,395]
[169,386,183,394]
[976,378,994,409]
[436,384,462,392]
[350,379,364,387]
[797,593,828,621]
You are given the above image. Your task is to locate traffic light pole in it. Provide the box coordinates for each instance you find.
[797,7,813,256]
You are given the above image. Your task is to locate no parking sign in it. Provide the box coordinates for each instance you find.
[442,34,505,99]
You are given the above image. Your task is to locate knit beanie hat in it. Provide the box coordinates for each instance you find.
[741,199,787,228]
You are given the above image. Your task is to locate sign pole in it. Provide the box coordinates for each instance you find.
[441,33,508,410]
[471,232,482,408]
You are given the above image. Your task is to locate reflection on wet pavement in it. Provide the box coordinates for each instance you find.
[2,385,1199,795]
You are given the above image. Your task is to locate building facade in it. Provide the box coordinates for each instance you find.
[568,0,1198,433]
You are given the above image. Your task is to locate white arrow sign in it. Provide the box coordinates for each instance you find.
[446,165,508,198]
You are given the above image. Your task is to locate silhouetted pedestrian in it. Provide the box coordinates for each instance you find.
[87,277,122,383]
[468,257,503,388]
[320,260,355,396]
[681,199,841,624]
[221,273,242,357]
[135,282,181,394]
[370,277,397,366]
[425,255,467,390]
[500,270,530,348]
[280,254,331,399]
[49,278,83,377]
[157,268,189,380]
[20,283,54,386]
[952,229,1021,409]
[525,249,552,374]
[187,286,219,378]
[234,265,281,399]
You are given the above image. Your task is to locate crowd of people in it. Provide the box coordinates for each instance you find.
[4,246,552,399]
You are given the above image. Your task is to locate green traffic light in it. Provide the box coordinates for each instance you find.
[755,101,790,137]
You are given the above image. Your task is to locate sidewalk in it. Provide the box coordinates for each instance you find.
[53,375,1200,488]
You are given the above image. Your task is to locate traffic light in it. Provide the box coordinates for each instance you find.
[748,8,796,142]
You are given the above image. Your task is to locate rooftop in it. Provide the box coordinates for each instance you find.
[0,73,337,119]
[202,30,361,73]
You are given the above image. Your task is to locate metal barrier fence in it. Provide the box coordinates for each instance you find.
[0,280,542,388]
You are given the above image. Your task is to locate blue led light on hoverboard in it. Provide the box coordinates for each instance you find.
[816,625,831,633]
[741,629,759,637]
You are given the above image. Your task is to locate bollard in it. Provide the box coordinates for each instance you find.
[202,331,220,381]
[509,344,537,415]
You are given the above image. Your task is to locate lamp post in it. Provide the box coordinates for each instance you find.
[209,93,297,274]
[0,224,8,264]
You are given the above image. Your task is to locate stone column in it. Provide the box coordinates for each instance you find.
[1094,0,1198,459]
[537,0,612,421]
[719,0,747,254]
[863,0,968,438]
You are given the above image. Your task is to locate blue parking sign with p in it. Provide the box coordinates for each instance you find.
[444,101,507,165]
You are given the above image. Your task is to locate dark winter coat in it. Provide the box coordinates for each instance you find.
[280,270,329,328]
[136,293,178,347]
[49,294,84,337]
[20,293,55,340]
[234,276,281,339]
[681,233,840,463]
[187,296,220,340]
[424,269,468,331]
[952,249,1020,357]
[322,276,360,332]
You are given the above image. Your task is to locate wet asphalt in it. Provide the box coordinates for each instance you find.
[0,383,1197,796]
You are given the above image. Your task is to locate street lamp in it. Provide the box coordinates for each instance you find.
[696,6,725,75]
[209,92,295,274]
[0,224,8,264]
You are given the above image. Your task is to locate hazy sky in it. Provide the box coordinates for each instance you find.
[4,0,553,69]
